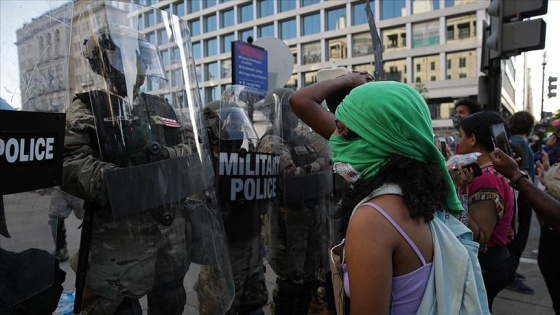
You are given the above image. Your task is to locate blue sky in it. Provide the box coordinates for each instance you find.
[0,0,558,117]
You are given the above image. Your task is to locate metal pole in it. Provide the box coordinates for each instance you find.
[541,51,547,121]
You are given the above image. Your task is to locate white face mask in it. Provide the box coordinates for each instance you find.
[333,162,362,184]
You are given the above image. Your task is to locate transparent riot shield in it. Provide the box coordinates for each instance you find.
[197,87,279,312]
[0,2,72,312]
[65,2,233,314]
[257,88,333,285]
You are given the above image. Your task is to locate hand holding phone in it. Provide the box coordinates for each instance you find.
[489,123,512,156]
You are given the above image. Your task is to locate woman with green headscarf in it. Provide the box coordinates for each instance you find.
[290,76,489,314]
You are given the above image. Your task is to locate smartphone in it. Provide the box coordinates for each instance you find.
[489,123,512,156]
[461,162,483,178]
[439,139,448,159]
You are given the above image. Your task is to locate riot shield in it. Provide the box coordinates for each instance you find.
[197,87,279,313]
[257,88,333,284]
[0,2,72,312]
[65,2,233,314]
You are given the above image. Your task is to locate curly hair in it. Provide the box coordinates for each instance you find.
[454,97,482,114]
[509,111,535,136]
[335,154,449,236]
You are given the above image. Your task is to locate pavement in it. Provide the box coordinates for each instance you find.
[2,190,555,315]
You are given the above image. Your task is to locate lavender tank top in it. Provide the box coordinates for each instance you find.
[343,202,432,314]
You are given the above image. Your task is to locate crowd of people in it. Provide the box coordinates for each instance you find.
[4,6,560,314]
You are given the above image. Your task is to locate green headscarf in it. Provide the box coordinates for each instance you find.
[330,81,463,215]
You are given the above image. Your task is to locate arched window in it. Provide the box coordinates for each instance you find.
[46,33,52,59]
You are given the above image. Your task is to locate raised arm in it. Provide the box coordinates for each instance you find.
[289,72,373,139]
[490,148,560,230]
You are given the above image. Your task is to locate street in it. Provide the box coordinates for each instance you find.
[2,188,554,315]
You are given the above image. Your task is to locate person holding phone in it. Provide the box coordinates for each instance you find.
[456,111,515,310]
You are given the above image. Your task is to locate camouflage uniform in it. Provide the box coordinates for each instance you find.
[63,94,191,314]
[195,100,269,314]
[258,128,330,315]
[48,186,84,259]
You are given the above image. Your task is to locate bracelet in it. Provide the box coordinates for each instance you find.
[509,171,529,189]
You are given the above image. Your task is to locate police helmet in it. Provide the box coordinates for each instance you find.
[83,25,166,83]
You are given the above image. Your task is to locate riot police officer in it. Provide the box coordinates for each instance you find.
[258,88,332,315]
[196,99,273,315]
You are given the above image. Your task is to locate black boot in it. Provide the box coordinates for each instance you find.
[114,297,142,315]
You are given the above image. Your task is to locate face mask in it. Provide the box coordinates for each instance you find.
[452,114,460,129]
[332,162,361,184]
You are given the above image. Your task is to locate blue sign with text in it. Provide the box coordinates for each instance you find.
[232,40,268,93]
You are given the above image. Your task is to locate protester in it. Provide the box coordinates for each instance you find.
[452,98,483,154]
[507,111,536,294]
[457,111,515,309]
[290,79,489,314]
[535,127,560,165]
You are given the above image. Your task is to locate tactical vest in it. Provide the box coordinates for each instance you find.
[75,90,183,167]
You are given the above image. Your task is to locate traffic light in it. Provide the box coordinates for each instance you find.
[549,76,557,98]
[486,0,548,59]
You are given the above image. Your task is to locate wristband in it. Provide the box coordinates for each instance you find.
[509,171,529,189]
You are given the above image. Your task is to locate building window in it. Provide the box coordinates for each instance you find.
[205,38,218,57]
[302,41,321,65]
[352,1,373,26]
[280,19,297,40]
[291,45,298,65]
[381,0,406,20]
[189,19,201,37]
[304,71,318,86]
[196,65,202,82]
[221,59,232,78]
[258,0,274,18]
[383,59,406,83]
[279,0,296,12]
[157,29,168,45]
[286,74,298,89]
[239,29,254,42]
[175,1,185,17]
[173,69,184,86]
[353,33,373,57]
[205,62,218,81]
[446,50,476,79]
[458,23,470,39]
[162,49,170,65]
[412,0,440,14]
[445,0,476,8]
[205,86,220,102]
[221,9,234,28]
[327,6,347,31]
[382,25,406,51]
[239,3,254,23]
[327,37,347,61]
[412,20,440,48]
[447,14,476,43]
[187,0,200,14]
[259,23,274,38]
[205,14,217,33]
[192,42,201,60]
[145,10,155,26]
[413,55,440,82]
[221,33,234,53]
[203,0,217,9]
[302,13,321,36]
[147,32,156,45]
[301,0,320,7]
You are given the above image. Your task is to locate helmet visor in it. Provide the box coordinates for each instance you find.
[103,31,166,82]
[215,107,258,141]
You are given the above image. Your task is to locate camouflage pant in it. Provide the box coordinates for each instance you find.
[71,208,190,314]
[195,236,268,315]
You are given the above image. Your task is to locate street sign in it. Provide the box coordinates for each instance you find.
[232,40,268,94]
